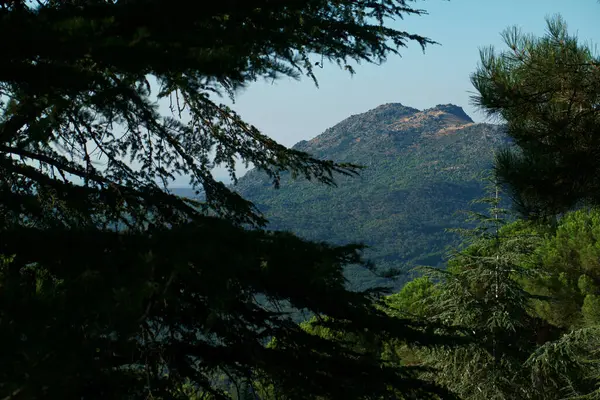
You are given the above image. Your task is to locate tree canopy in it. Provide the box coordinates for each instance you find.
[470,15,600,219]
[1,0,437,229]
[384,195,600,399]
[0,0,457,399]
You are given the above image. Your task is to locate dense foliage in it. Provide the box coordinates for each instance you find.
[471,15,600,219]
[385,204,600,399]
[0,0,460,399]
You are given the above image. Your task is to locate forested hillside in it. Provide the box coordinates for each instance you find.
[233,103,508,290]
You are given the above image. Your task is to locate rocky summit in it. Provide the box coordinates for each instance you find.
[234,103,508,291]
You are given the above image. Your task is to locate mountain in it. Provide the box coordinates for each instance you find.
[231,103,508,291]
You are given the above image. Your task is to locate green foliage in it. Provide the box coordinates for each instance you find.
[525,326,600,399]
[295,314,456,400]
[384,277,440,319]
[471,15,600,219]
[582,295,600,325]
[525,209,600,329]
[385,204,600,399]
[414,186,548,399]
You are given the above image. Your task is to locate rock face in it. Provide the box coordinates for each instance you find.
[234,103,508,291]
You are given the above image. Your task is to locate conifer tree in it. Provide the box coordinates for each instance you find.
[466,13,600,398]
[470,15,600,219]
[522,209,600,399]
[415,182,549,399]
[0,1,456,399]
[389,183,600,399]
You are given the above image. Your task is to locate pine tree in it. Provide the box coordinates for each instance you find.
[466,13,600,398]
[470,14,600,219]
[0,1,456,399]
[390,182,600,399]
[522,209,600,399]
[416,181,550,399]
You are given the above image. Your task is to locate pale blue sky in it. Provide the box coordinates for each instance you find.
[175,0,600,184]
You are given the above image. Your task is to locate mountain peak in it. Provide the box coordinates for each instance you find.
[294,102,478,156]
[366,103,420,118]
[427,104,473,123]
[372,102,418,111]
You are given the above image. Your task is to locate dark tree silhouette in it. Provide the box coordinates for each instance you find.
[0,1,455,399]
[471,15,600,219]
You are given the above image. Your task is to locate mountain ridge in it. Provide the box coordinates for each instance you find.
[291,103,481,160]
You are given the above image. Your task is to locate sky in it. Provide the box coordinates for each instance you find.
[171,0,600,185]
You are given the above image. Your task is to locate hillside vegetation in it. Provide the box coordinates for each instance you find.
[233,103,508,290]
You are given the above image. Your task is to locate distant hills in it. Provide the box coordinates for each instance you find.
[175,103,508,291]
